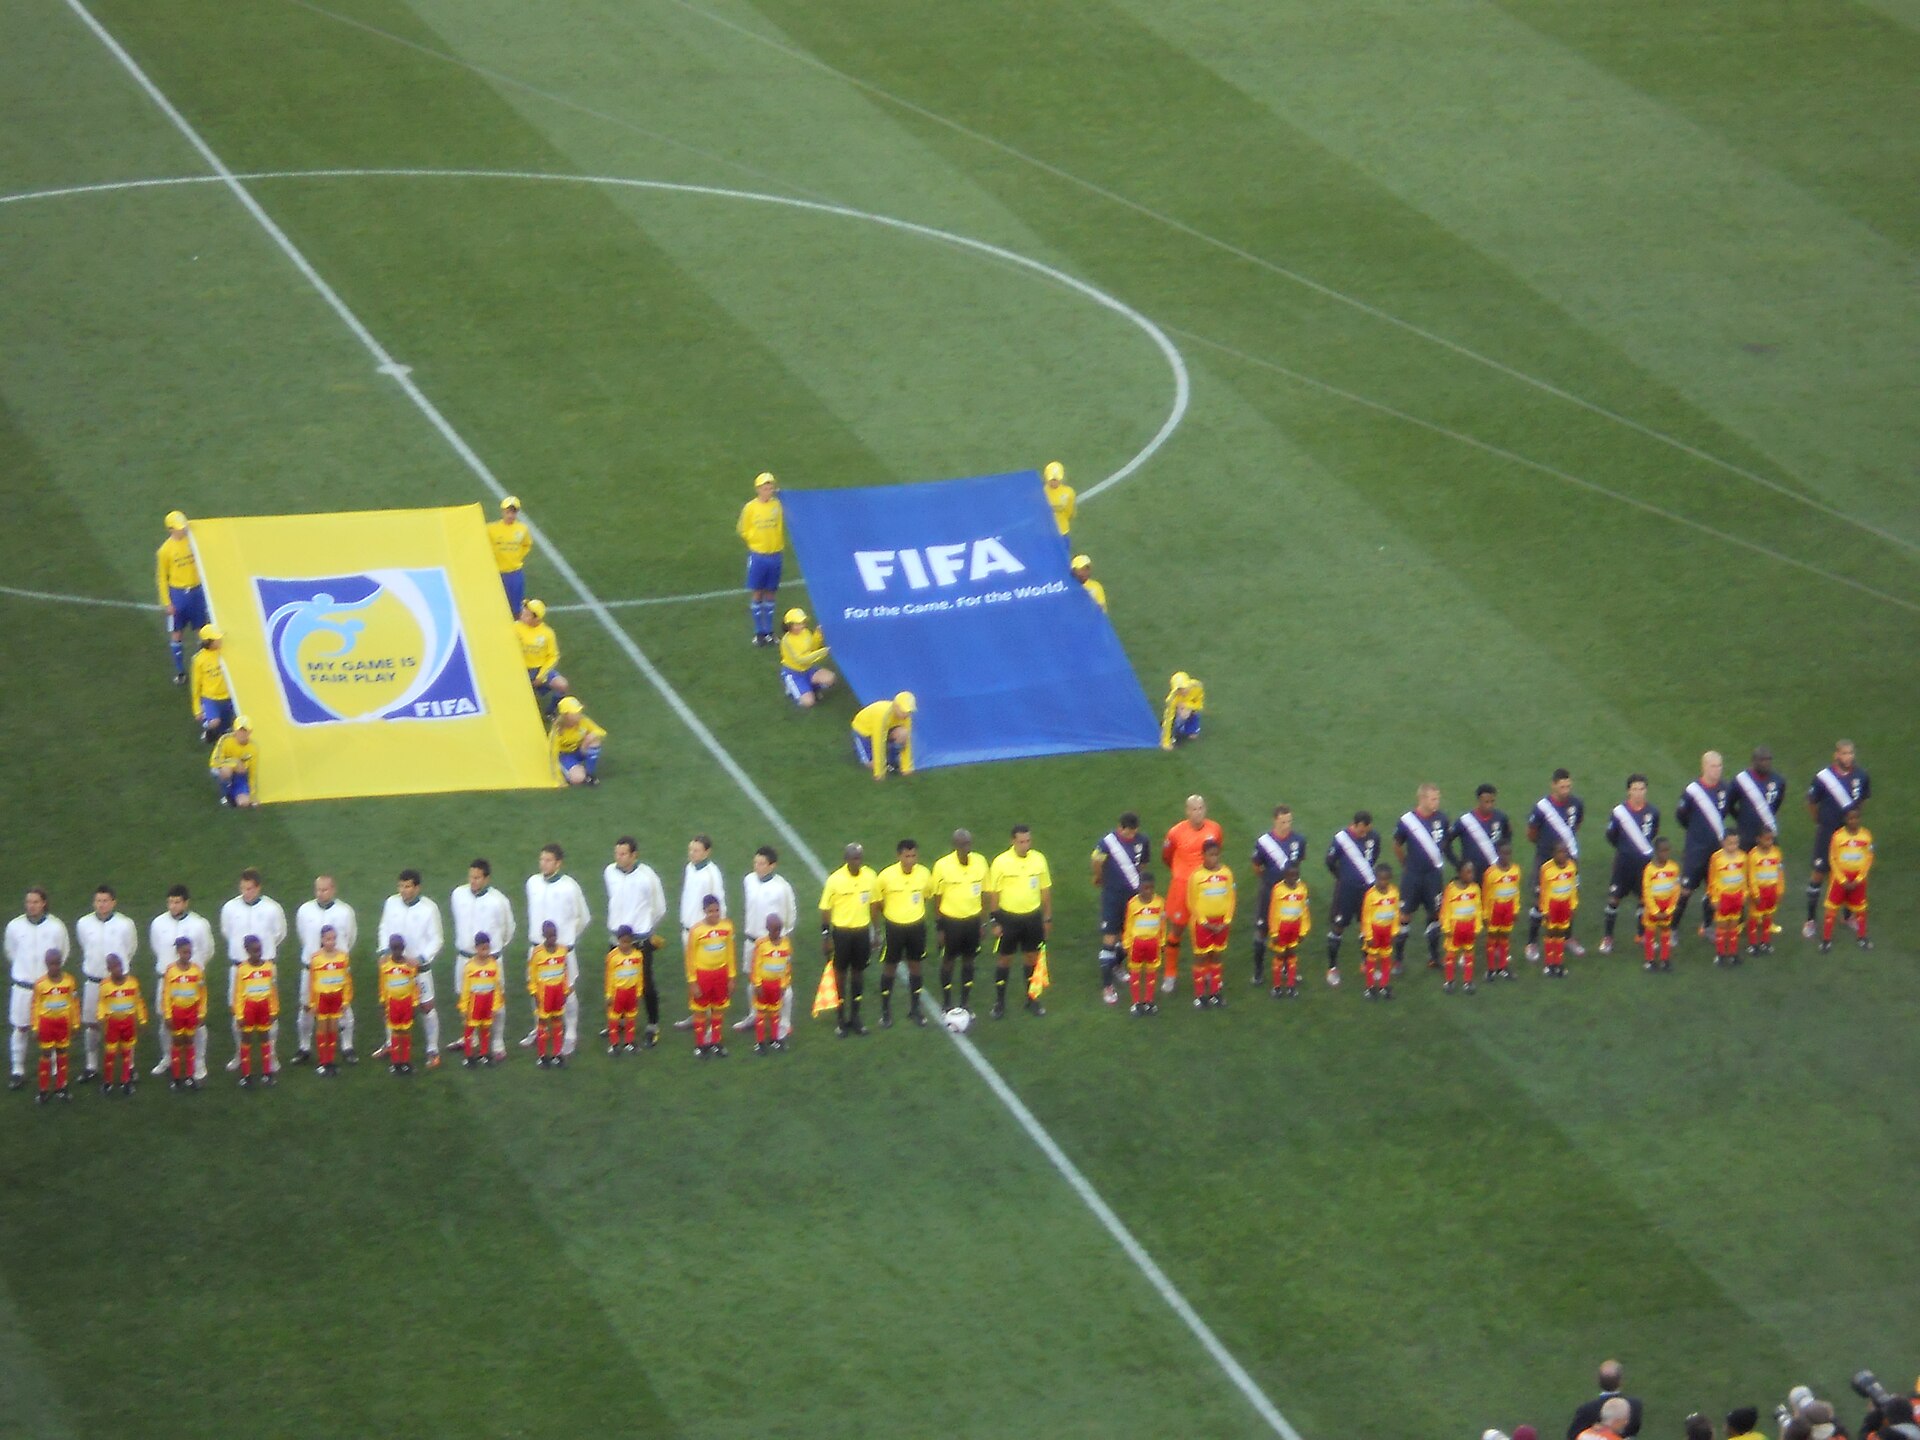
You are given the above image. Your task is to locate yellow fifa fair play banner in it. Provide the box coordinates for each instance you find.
[191,505,559,803]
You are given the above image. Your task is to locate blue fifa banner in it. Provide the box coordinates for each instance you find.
[782,472,1160,768]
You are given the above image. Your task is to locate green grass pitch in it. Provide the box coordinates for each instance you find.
[2,1,1916,1435]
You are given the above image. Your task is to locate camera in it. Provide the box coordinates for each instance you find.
[1854,1370,1920,1440]
[1856,1372,1897,1408]
[1776,1385,1819,1426]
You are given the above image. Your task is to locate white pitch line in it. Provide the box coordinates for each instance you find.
[547,578,805,615]
[0,582,150,612]
[659,0,1916,557]
[59,5,1295,1435]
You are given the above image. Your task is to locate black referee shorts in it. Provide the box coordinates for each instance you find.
[995,910,1045,955]
[883,920,927,964]
[830,926,872,969]
[936,915,981,961]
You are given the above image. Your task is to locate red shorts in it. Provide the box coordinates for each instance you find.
[35,1017,70,1046]
[169,1006,200,1035]
[312,992,344,1018]
[1544,898,1573,928]
[1826,877,1867,910]
[1128,938,1162,967]
[1192,919,1230,953]
[1269,923,1302,951]
[1749,885,1780,914]
[103,1017,137,1045]
[240,999,274,1030]
[1714,892,1745,921]
[1365,923,1395,950]
[1449,920,1478,950]
[386,1000,415,1028]
[1485,901,1516,931]
[608,987,640,1018]
[536,982,569,1017]
[466,992,496,1023]
[1644,906,1675,930]
[693,968,731,1009]
[753,980,784,1009]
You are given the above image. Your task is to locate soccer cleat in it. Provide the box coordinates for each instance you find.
[622,1041,637,1054]
[642,1026,659,1049]
[769,1038,786,1052]
[607,1045,618,1057]
[671,1017,695,1032]
[1102,986,1118,1005]
[1442,981,1454,994]
[753,1041,766,1054]
[78,1069,98,1085]
[1644,960,1655,971]
[426,1053,441,1070]
[1381,986,1393,999]
[1858,936,1873,951]
[187,1078,200,1091]
[467,1056,480,1068]
[1026,1000,1047,1017]
[880,1007,893,1029]
[289,1049,312,1066]
[239,1074,252,1088]
[912,1008,928,1027]
[172,671,187,686]
[519,1030,538,1046]
[1363,986,1375,999]
[834,1024,850,1039]
[1145,1001,1159,1015]
[1802,919,1817,939]
[1568,939,1586,957]
[1326,967,1340,987]
[1598,936,1614,955]
[101,1081,113,1097]
[35,1091,47,1106]
[1524,943,1540,963]
[225,1056,240,1072]
[731,1016,754,1032]
[1194,996,1205,1009]
[151,1059,169,1077]
[712,1045,728,1059]
[1818,940,1832,953]
[990,1002,1006,1020]
[343,1049,358,1064]
[1160,974,1175,994]
[263,1073,276,1087]
[169,1077,182,1092]
[850,1021,870,1037]
[1271,986,1285,999]
[1462,982,1475,994]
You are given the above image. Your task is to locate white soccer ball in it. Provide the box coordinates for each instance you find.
[943,1007,972,1034]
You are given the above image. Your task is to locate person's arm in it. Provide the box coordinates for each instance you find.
[156,544,171,610]
[421,904,443,963]
[1039,886,1052,928]
[1090,850,1106,888]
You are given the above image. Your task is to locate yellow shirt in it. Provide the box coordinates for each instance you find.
[155,533,199,603]
[1081,577,1107,611]
[380,958,418,1007]
[686,919,735,977]
[1361,885,1401,947]
[234,962,279,1017]
[779,626,829,671]
[1482,863,1523,922]
[1186,864,1236,922]
[1745,845,1785,899]
[517,620,559,681]
[189,646,230,713]
[526,945,570,998]
[929,852,988,919]
[487,517,532,574]
[1707,849,1748,903]
[98,975,148,1027]
[750,936,793,990]
[819,866,877,930]
[1045,480,1076,534]
[549,713,605,762]
[1266,880,1310,941]
[1540,859,1579,916]
[1160,679,1206,747]
[209,733,256,779]
[876,862,930,925]
[737,496,785,555]
[460,955,502,1017]
[1828,826,1873,883]
[308,951,353,1004]
[162,962,206,1021]
[850,700,913,777]
[31,974,78,1028]
[605,945,645,999]
[987,848,1052,916]
[1122,894,1165,950]
[1442,881,1482,936]
[1642,861,1682,918]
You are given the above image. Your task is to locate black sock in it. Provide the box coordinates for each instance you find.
[1392,931,1407,965]
[1526,909,1543,944]
[909,971,922,1010]
[1805,882,1821,922]
[994,966,1009,1003]
[960,962,975,1007]
[1603,903,1619,939]
[1099,946,1117,988]
[879,968,894,1004]
[1672,893,1691,928]
[1327,930,1343,963]
[1425,922,1440,962]
[1250,937,1265,981]
[1022,962,1036,1001]
[835,961,851,1023]
[939,961,954,1008]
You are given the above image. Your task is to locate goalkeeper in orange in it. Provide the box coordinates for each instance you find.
[1360,865,1400,999]
[527,920,575,1068]
[1185,839,1235,1008]
[1820,807,1874,951]
[748,914,793,1053]
[232,935,279,1088]
[1265,864,1309,998]
[30,951,79,1103]
[1440,862,1481,993]
[459,934,504,1065]
[97,954,147,1095]
[1640,836,1682,970]
[1120,871,1166,1015]
[161,938,206,1090]
[605,926,646,1054]
[1744,827,1785,956]
[379,935,420,1076]
[1538,842,1579,978]
[1705,830,1749,965]
[307,924,352,1076]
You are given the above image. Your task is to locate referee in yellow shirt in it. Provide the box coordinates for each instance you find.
[818,843,877,1037]
[930,829,988,1014]
[875,840,931,1027]
[985,825,1052,1019]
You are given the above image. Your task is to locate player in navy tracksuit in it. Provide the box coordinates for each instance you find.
[1090,812,1151,1002]
[1446,784,1510,877]
[1524,769,1586,959]
[1323,813,1380,980]
[1392,786,1450,969]
[1601,774,1660,951]
[1247,806,1305,983]
[1802,739,1870,935]
[1670,751,1731,932]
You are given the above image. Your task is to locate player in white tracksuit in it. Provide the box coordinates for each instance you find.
[733,847,797,1039]
[75,885,137,1080]
[450,860,516,1059]
[294,875,358,1061]
[377,870,446,1062]
[218,872,288,1072]
[148,887,213,1078]
[673,836,727,1031]
[525,845,590,1055]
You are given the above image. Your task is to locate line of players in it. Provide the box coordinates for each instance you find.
[1091,743,1875,1010]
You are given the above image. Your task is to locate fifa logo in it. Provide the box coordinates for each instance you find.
[852,539,1026,593]
[254,569,483,725]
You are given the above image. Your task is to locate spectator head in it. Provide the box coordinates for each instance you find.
[1725,1406,1758,1435]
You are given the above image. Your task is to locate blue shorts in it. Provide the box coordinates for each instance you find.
[781,667,822,703]
[557,744,598,777]
[200,697,235,731]
[745,552,782,593]
[1399,869,1444,920]
[851,733,901,770]
[500,569,525,616]
[169,585,209,633]
[1099,890,1132,936]
[1172,710,1202,740]
[215,769,251,803]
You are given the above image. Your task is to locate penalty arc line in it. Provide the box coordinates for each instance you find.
[57,3,1298,1436]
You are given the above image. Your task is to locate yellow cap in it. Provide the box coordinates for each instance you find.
[1070,554,1091,570]
[165,510,188,530]
[522,598,545,621]
[199,624,222,643]
[893,691,916,715]
[1043,461,1065,483]
[784,608,808,625]
[232,715,252,731]
[556,696,583,716]
[501,495,520,510]
[753,471,776,490]
[1170,671,1191,690]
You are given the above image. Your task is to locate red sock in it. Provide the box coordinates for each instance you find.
[38,1053,50,1093]
[1822,911,1835,940]
[536,1025,549,1057]
[240,1042,252,1077]
[1443,955,1456,983]
[1660,931,1672,961]
[1462,953,1474,984]
[1856,915,1868,940]
[171,1038,185,1078]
